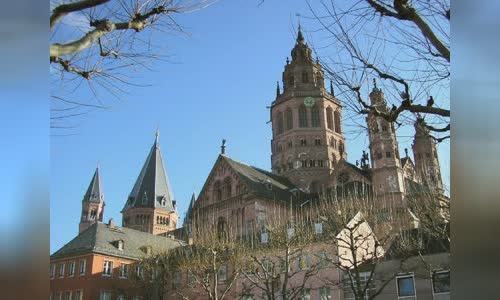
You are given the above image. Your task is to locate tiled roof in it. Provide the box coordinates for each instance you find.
[83,167,104,203]
[51,222,184,260]
[343,160,372,181]
[385,224,450,259]
[122,133,176,212]
[221,155,296,199]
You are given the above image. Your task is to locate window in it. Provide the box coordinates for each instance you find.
[334,111,341,133]
[277,111,284,135]
[297,255,311,270]
[397,274,416,299]
[74,290,83,300]
[50,263,55,279]
[326,107,334,130]
[141,191,148,205]
[319,287,332,300]
[343,272,376,300]
[79,259,86,275]
[213,181,222,201]
[99,291,112,300]
[382,125,388,132]
[330,137,336,147]
[223,177,232,199]
[386,151,391,158]
[314,138,322,146]
[58,263,65,278]
[287,227,295,238]
[314,222,323,234]
[55,292,62,300]
[68,261,75,277]
[261,232,268,244]
[376,152,383,160]
[302,71,309,83]
[432,270,450,300]
[103,261,113,277]
[311,106,320,127]
[63,291,71,300]
[173,271,182,288]
[318,252,328,268]
[318,160,324,167]
[187,272,196,287]
[285,108,293,130]
[135,265,143,278]
[300,288,311,300]
[300,139,307,146]
[426,152,431,158]
[119,263,129,279]
[287,141,293,148]
[218,264,227,282]
[299,105,308,127]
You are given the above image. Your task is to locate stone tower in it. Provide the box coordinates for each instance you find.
[270,25,346,193]
[366,81,405,204]
[79,166,105,234]
[121,131,178,235]
[412,117,444,193]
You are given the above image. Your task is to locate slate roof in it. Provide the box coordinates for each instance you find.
[51,222,184,260]
[122,132,176,212]
[221,155,297,201]
[83,167,104,203]
[342,160,373,181]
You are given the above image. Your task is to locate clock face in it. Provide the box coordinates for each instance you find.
[304,96,315,107]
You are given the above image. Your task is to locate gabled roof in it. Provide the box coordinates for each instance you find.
[83,167,104,203]
[401,156,414,167]
[184,193,196,223]
[335,159,373,182]
[51,222,184,260]
[122,132,175,212]
[220,155,296,199]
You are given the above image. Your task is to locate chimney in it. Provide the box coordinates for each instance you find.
[108,218,115,228]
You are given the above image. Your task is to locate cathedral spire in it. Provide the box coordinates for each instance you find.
[297,23,304,44]
[123,131,176,212]
[276,81,280,97]
[79,166,105,234]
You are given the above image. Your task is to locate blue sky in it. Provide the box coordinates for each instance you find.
[49,0,450,253]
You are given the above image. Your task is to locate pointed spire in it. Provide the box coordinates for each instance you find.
[405,148,409,158]
[296,23,304,44]
[83,166,104,203]
[276,81,281,97]
[330,80,335,96]
[155,128,160,147]
[124,133,175,212]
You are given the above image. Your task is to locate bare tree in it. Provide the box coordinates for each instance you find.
[134,221,244,300]
[239,217,330,300]
[307,0,450,141]
[50,0,214,129]
[312,187,449,300]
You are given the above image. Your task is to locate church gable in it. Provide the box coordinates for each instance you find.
[331,159,372,187]
[195,155,248,209]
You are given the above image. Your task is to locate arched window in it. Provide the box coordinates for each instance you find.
[332,153,337,166]
[299,105,308,127]
[334,110,341,133]
[213,181,222,202]
[326,107,334,130]
[277,111,284,135]
[330,137,336,148]
[223,177,232,199]
[339,142,344,157]
[217,217,228,240]
[311,105,320,127]
[302,71,309,83]
[285,107,293,130]
[288,75,294,86]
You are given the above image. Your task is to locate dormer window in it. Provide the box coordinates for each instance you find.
[142,192,148,205]
[141,245,152,255]
[117,240,124,251]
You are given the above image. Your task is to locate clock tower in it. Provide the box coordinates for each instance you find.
[270,25,346,193]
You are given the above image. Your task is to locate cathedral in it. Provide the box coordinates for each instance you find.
[51,25,448,300]
[182,25,446,240]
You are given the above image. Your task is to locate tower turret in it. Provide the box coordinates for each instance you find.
[412,117,444,193]
[270,25,346,193]
[366,81,405,203]
[121,130,178,235]
[79,165,105,234]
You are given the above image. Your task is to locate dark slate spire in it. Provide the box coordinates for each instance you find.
[297,23,305,44]
[276,81,281,97]
[123,130,175,212]
[83,165,104,203]
[330,80,335,96]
